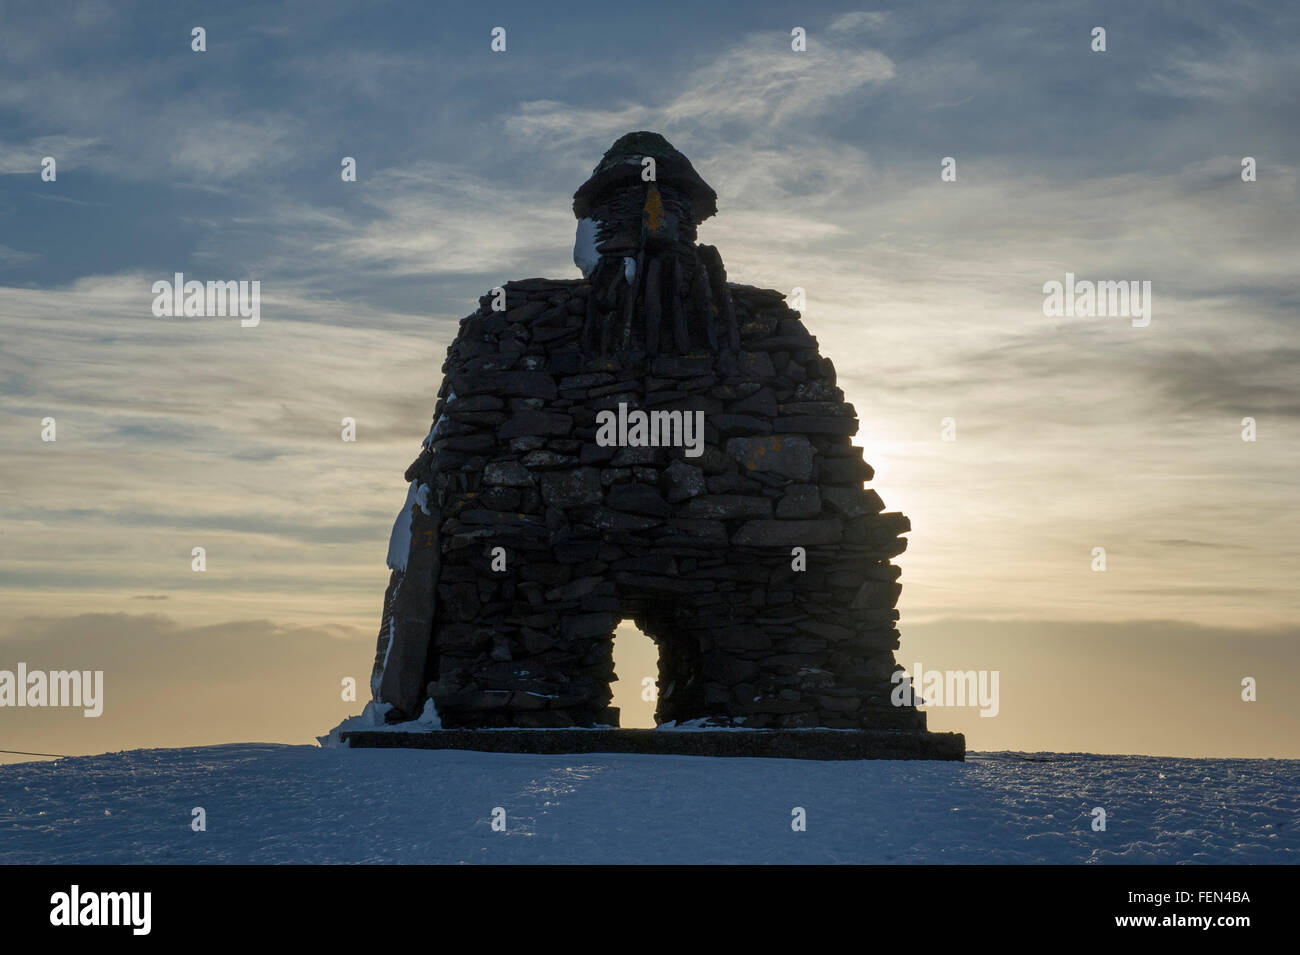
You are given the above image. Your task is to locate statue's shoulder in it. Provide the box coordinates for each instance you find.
[462,278,591,327]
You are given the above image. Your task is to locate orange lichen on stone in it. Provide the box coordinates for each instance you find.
[643,186,665,233]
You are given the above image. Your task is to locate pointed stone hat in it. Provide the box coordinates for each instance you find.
[572,131,718,223]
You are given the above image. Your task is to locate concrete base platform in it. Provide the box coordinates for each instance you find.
[340,727,965,761]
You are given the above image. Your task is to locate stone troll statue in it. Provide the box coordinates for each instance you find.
[368,131,934,742]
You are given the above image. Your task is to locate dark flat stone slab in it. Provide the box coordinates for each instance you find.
[340,728,965,761]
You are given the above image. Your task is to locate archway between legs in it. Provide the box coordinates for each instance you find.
[610,621,658,728]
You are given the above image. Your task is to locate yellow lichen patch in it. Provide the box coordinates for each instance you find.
[739,437,782,470]
[643,186,665,233]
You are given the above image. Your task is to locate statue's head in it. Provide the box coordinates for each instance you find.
[572,132,717,277]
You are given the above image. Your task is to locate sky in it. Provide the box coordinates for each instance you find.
[1,0,1297,761]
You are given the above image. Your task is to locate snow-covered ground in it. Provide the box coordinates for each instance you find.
[0,744,1294,864]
